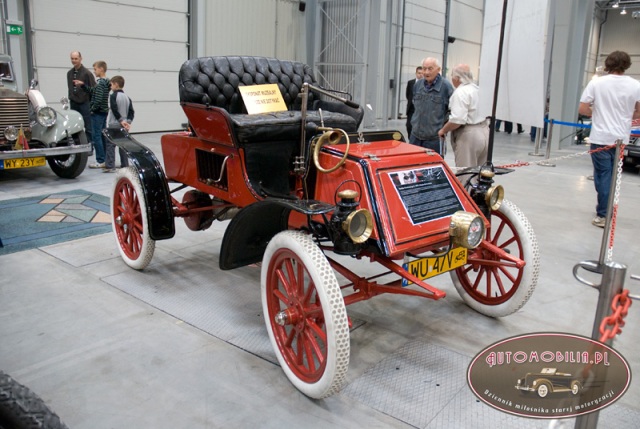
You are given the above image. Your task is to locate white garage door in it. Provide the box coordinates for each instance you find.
[30,0,188,133]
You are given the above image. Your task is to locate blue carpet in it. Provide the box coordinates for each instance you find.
[0,190,112,255]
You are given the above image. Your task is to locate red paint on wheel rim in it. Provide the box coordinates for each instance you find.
[266,248,328,383]
[113,178,144,261]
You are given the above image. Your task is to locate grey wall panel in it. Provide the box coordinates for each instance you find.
[32,32,187,74]
[30,0,187,44]
[204,0,301,61]
[598,11,640,80]
[30,0,188,132]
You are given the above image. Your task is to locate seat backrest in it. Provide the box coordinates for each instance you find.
[179,56,317,114]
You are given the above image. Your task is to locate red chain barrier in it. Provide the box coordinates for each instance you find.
[496,143,617,169]
[599,289,632,342]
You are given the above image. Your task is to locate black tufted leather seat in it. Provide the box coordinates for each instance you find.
[179,56,363,145]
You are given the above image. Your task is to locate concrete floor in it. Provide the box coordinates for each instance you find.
[1,122,639,429]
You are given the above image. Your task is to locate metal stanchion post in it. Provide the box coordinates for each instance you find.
[528,127,544,156]
[539,119,556,167]
[573,141,628,429]
[572,261,627,429]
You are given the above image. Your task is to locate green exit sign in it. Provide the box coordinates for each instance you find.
[6,24,23,35]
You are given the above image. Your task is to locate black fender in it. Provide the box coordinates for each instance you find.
[219,198,334,270]
[103,128,175,240]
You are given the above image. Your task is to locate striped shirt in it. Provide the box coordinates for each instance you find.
[88,77,110,113]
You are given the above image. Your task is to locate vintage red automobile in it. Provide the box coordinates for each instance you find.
[106,56,539,399]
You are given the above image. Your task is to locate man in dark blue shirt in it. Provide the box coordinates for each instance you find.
[410,57,454,156]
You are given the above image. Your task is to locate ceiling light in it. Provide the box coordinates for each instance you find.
[612,2,619,8]
[621,7,627,14]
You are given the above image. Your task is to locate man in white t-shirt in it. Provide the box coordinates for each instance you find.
[438,64,489,168]
[579,51,640,228]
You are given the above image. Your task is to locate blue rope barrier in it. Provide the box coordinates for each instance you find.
[540,117,640,137]
[543,117,591,128]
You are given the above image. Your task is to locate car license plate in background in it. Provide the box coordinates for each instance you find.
[402,248,467,285]
[2,157,46,170]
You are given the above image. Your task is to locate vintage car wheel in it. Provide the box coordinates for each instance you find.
[261,230,350,399]
[536,381,551,398]
[46,131,89,178]
[0,371,69,429]
[111,167,155,270]
[450,199,540,317]
[571,380,582,395]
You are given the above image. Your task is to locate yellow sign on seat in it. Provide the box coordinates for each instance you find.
[239,84,287,114]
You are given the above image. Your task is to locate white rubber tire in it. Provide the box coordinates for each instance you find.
[261,230,350,398]
[111,167,155,270]
[450,199,539,317]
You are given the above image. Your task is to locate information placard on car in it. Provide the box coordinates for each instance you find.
[389,165,464,224]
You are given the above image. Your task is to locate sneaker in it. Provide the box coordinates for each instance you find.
[89,162,105,169]
[592,216,605,228]
[103,168,117,173]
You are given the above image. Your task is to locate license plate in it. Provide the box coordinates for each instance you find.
[402,248,467,285]
[624,149,628,156]
[1,157,46,170]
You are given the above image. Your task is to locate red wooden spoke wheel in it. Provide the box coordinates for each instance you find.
[261,231,349,398]
[450,199,539,317]
[111,167,155,270]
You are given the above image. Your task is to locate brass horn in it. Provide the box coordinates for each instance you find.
[319,130,343,146]
[313,127,350,173]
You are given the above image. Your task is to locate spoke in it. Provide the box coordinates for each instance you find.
[272,287,289,306]
[133,219,144,235]
[284,327,296,348]
[498,264,518,283]
[472,267,486,292]
[303,326,325,366]
[497,235,517,250]
[466,257,518,268]
[302,332,317,372]
[276,268,292,300]
[461,264,474,275]
[294,331,303,365]
[282,259,298,298]
[131,233,141,253]
[296,259,305,298]
[491,221,506,245]
[123,186,133,207]
[306,318,327,344]
[492,267,507,296]
[302,278,315,307]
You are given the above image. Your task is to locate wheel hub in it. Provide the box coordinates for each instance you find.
[274,307,301,326]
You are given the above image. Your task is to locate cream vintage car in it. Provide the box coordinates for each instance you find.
[0,54,91,178]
